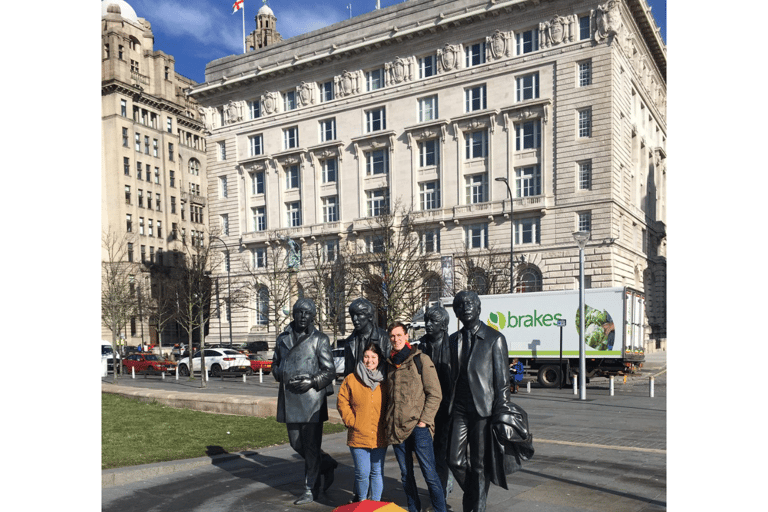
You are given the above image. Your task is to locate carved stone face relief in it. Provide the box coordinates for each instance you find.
[595,0,623,42]
[438,43,460,71]
[262,91,279,115]
[489,30,506,59]
[298,81,313,107]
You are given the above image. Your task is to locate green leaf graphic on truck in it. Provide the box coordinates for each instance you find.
[488,312,507,330]
[575,306,615,351]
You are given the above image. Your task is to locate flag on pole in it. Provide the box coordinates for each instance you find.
[232,0,244,14]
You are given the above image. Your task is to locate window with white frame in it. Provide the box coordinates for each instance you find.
[319,118,336,142]
[578,60,592,87]
[320,80,334,102]
[366,68,384,91]
[515,165,541,197]
[153,139,158,157]
[465,85,487,112]
[285,165,300,189]
[465,174,488,204]
[365,107,386,132]
[366,235,385,253]
[218,141,227,160]
[420,181,441,210]
[283,126,299,149]
[253,247,267,268]
[121,99,127,117]
[515,217,541,244]
[126,213,132,232]
[156,220,162,237]
[322,158,337,183]
[219,176,228,198]
[465,130,488,159]
[366,189,388,217]
[221,214,229,235]
[252,206,266,231]
[249,134,263,156]
[578,160,592,190]
[418,95,438,122]
[579,15,591,40]
[516,29,539,54]
[138,189,144,208]
[365,149,389,175]
[251,171,265,195]
[135,132,141,151]
[323,239,339,262]
[283,90,296,111]
[515,120,541,150]
[286,201,302,227]
[578,108,592,138]
[123,157,130,175]
[148,219,154,237]
[322,196,339,223]
[189,159,200,176]
[419,54,436,78]
[248,100,261,119]
[516,73,539,101]
[418,139,440,168]
[139,217,145,235]
[422,228,441,253]
[578,212,592,233]
[122,128,129,147]
[464,41,486,67]
[465,223,489,249]
[154,168,160,184]
[255,286,269,325]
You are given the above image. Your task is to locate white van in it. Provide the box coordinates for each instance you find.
[102,340,120,373]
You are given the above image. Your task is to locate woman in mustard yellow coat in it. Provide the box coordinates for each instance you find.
[337,342,388,502]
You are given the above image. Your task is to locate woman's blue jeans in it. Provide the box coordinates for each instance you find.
[392,426,447,512]
[349,446,387,501]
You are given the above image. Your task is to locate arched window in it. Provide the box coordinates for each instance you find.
[515,266,542,293]
[255,286,269,326]
[188,158,200,176]
[468,269,488,295]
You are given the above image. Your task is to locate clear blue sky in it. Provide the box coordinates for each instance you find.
[126,0,666,84]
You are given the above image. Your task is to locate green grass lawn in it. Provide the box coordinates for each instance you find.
[102,393,345,469]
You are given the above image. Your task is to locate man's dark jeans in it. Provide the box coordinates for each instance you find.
[393,425,447,512]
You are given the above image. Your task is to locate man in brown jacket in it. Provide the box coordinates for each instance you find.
[384,321,446,512]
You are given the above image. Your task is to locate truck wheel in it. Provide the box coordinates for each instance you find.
[537,365,561,388]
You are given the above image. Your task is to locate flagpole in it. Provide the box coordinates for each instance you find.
[242,0,246,53]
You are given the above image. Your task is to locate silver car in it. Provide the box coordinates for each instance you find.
[332,348,345,378]
[177,348,251,377]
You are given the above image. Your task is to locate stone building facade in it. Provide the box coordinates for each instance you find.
[101,0,209,348]
[189,0,667,352]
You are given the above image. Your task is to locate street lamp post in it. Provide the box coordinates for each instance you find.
[209,235,233,348]
[573,231,590,401]
[495,177,514,293]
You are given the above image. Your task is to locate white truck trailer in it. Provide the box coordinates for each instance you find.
[440,287,646,387]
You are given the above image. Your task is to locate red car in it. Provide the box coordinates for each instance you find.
[122,354,177,374]
[248,354,272,375]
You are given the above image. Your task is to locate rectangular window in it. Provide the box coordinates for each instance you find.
[136,161,142,179]
[126,214,132,232]
[578,212,592,233]
[366,68,384,91]
[465,130,488,159]
[465,41,486,67]
[319,118,336,142]
[366,235,385,254]
[144,136,150,155]
[578,160,592,190]
[286,201,302,227]
[121,99,127,117]
[252,206,266,231]
[466,223,489,249]
[171,196,176,214]
[418,95,438,122]
[251,171,265,194]
[419,54,435,78]
[166,117,172,133]
[516,73,539,102]
[140,245,146,263]
[365,107,386,132]
[154,168,160,184]
[248,100,261,119]
[515,218,541,244]
[139,217,145,235]
[420,181,441,210]
[148,219,153,237]
[221,214,229,235]
[220,176,228,198]
[157,220,162,238]
[168,143,174,161]
[283,90,296,111]
[153,139,158,157]
[145,164,151,182]
[322,158,337,183]
[135,132,141,151]
[155,193,161,211]
[218,141,226,160]
[365,149,389,175]
[515,165,541,197]
[320,80,334,102]
[285,165,300,189]
[323,240,339,262]
[146,193,152,210]
[515,120,541,150]
[169,170,175,188]
[578,60,592,87]
[249,134,263,156]
[123,157,130,175]
[465,174,488,204]
[127,242,134,262]
[465,85,487,112]
[578,108,592,138]
[122,128,129,147]
[253,247,267,268]
[367,189,389,217]
[422,229,441,254]
[283,127,298,149]
[418,139,440,167]
[579,15,591,40]
[322,196,339,223]
[516,29,539,55]
[137,189,144,208]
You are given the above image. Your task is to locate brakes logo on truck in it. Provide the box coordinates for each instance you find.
[487,310,564,331]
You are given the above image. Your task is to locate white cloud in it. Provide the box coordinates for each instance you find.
[278,7,346,39]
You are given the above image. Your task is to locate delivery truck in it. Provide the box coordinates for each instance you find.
[440,287,645,387]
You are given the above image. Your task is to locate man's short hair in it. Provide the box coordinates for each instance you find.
[452,290,481,311]
[387,321,409,334]
[349,297,374,316]
[425,304,450,331]
[293,298,317,317]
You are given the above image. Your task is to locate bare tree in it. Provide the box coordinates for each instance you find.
[453,241,511,295]
[141,259,180,358]
[101,229,137,383]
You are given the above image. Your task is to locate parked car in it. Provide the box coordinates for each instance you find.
[247,354,272,375]
[177,348,251,377]
[332,348,345,378]
[122,354,177,374]
[102,341,120,373]
[236,341,270,355]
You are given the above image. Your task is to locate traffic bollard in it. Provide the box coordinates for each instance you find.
[610,376,614,396]
[205,370,208,382]
[526,381,531,393]
[175,367,179,380]
[131,367,135,379]
[161,372,165,380]
[259,368,263,383]
[573,376,578,394]
[649,376,655,398]
[243,374,247,383]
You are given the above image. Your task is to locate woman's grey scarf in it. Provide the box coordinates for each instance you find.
[356,360,385,390]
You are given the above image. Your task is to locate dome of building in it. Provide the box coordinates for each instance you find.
[102,0,140,25]
[258,4,274,17]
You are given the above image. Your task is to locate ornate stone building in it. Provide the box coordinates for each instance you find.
[189,0,667,352]
[101,0,209,348]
